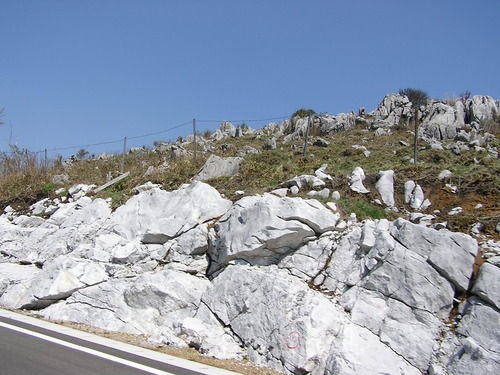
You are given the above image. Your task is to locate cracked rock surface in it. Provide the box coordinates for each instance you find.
[1,180,498,374]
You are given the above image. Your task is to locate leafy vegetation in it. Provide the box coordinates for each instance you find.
[292,108,316,119]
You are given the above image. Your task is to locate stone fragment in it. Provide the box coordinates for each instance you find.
[348,167,369,194]
[193,155,243,181]
[375,170,395,207]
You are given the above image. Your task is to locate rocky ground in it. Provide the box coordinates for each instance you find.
[0,93,499,374]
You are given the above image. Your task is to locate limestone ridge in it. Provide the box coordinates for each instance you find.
[1,177,499,374]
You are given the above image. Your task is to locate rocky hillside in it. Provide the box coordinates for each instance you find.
[0,93,499,374]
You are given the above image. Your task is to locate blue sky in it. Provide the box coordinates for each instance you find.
[1,0,499,157]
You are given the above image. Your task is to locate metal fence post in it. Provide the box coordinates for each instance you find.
[121,136,127,172]
[193,118,197,163]
[303,115,312,157]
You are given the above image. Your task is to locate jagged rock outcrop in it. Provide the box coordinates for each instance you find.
[467,95,498,122]
[370,94,412,129]
[420,101,465,140]
[0,180,498,375]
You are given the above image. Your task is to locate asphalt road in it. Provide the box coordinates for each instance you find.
[0,313,231,375]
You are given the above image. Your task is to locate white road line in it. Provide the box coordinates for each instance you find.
[0,309,240,375]
[0,320,175,375]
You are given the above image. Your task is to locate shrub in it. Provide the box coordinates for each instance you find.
[398,88,429,108]
[292,108,316,119]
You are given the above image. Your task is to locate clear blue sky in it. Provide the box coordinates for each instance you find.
[1,0,499,157]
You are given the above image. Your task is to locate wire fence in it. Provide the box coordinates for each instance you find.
[0,114,289,177]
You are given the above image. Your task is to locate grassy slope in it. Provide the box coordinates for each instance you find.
[0,125,498,237]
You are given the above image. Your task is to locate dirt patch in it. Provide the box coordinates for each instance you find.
[18,312,283,375]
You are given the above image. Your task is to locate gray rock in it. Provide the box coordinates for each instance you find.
[421,102,463,140]
[201,265,345,374]
[110,181,231,241]
[471,263,500,309]
[467,95,498,122]
[438,169,453,180]
[392,219,477,291]
[263,137,277,150]
[313,137,329,147]
[315,164,333,181]
[445,297,500,375]
[370,94,412,129]
[208,194,339,273]
[237,145,260,155]
[193,155,243,181]
[281,175,326,190]
[341,287,442,371]
[51,174,69,185]
[348,167,370,194]
[375,170,395,207]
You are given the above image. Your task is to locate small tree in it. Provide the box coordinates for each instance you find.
[292,108,316,119]
[76,148,89,160]
[399,88,429,164]
[459,90,472,103]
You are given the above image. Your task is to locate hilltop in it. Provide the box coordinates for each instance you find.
[1,93,498,239]
[0,92,499,374]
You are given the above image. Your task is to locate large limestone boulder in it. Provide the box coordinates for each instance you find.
[0,256,107,309]
[471,262,500,309]
[208,194,339,274]
[467,95,498,122]
[193,155,243,181]
[41,269,226,349]
[443,297,500,375]
[420,101,465,140]
[109,181,231,242]
[370,94,412,128]
[201,265,345,374]
[391,219,478,292]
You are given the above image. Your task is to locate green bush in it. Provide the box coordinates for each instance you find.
[292,108,316,119]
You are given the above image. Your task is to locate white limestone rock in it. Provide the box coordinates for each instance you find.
[42,269,212,341]
[271,188,288,197]
[370,94,412,129]
[325,322,420,375]
[340,287,442,372]
[178,316,244,359]
[348,167,369,194]
[278,235,336,283]
[438,169,452,180]
[68,184,95,200]
[375,170,395,207]
[208,194,339,273]
[193,155,243,181]
[467,95,498,122]
[421,102,464,140]
[201,265,346,374]
[0,264,41,308]
[445,297,500,375]
[1,256,107,309]
[110,181,231,241]
[281,175,326,190]
[391,219,478,292]
[471,263,500,309]
[314,164,333,181]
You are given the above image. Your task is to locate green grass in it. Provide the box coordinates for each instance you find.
[0,125,498,231]
[338,197,395,221]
